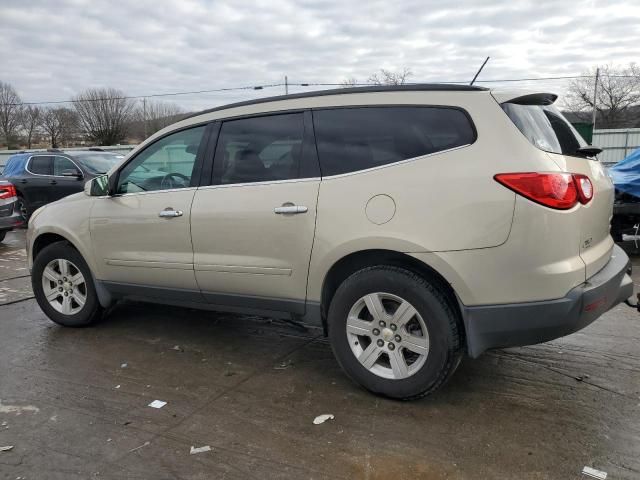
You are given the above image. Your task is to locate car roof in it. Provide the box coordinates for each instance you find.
[185,83,488,120]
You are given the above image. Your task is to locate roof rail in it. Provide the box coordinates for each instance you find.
[186,83,488,120]
[88,147,105,151]
[47,148,62,152]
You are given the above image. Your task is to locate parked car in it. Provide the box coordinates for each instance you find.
[2,149,125,220]
[0,180,24,242]
[607,149,640,241]
[26,85,633,399]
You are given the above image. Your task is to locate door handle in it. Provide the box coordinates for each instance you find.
[274,205,308,214]
[159,208,183,218]
[19,179,27,184]
[49,180,57,185]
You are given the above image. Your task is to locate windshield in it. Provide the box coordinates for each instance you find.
[502,103,588,157]
[73,152,124,174]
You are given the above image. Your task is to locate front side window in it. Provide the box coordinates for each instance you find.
[28,156,53,175]
[117,125,206,194]
[501,103,587,156]
[53,157,79,176]
[213,113,305,185]
[313,107,476,176]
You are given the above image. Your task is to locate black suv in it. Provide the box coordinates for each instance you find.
[2,149,124,219]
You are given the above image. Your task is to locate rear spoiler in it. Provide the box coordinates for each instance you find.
[491,92,558,105]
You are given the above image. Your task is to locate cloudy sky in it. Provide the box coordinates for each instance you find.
[1,0,639,111]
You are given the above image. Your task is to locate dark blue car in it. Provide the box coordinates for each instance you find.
[2,149,124,220]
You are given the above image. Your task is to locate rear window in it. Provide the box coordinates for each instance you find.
[313,107,476,176]
[501,103,587,156]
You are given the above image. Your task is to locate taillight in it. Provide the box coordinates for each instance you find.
[0,183,17,200]
[494,172,593,210]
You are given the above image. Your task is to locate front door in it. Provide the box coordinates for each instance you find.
[50,155,85,201]
[90,125,208,296]
[190,112,320,313]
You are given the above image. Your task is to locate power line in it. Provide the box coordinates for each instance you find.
[8,74,639,107]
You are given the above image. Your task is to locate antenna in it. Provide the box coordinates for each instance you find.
[470,57,490,85]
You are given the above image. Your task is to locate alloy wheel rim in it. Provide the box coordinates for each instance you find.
[41,259,87,315]
[17,199,28,221]
[346,292,429,380]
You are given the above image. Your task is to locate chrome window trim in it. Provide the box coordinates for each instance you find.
[319,143,473,180]
[111,186,198,198]
[25,155,84,179]
[197,177,320,191]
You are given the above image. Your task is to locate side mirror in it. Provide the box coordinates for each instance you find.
[61,169,83,179]
[84,174,110,196]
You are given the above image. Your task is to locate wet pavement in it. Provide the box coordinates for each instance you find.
[0,229,639,479]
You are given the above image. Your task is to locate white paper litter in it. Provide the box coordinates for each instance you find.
[190,445,212,455]
[115,385,121,389]
[128,441,150,453]
[0,445,14,452]
[121,363,128,368]
[148,400,167,409]
[313,414,335,425]
[582,466,607,479]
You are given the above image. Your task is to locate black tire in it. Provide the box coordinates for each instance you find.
[0,231,6,242]
[327,266,463,400]
[32,241,103,327]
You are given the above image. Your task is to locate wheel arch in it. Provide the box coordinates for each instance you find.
[319,249,465,344]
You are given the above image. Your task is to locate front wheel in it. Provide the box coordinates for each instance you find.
[32,241,103,327]
[328,266,463,400]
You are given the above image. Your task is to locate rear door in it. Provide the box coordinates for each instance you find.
[23,155,55,209]
[190,111,320,313]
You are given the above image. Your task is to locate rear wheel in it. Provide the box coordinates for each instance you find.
[328,266,463,400]
[0,231,6,243]
[32,242,103,327]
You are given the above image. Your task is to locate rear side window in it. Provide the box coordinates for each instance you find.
[213,113,305,185]
[28,156,53,175]
[313,107,475,176]
[501,103,587,156]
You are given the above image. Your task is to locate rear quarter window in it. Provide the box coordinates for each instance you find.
[313,106,476,176]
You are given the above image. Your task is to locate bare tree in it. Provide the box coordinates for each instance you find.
[0,81,23,149]
[341,68,413,88]
[134,100,184,137]
[21,105,41,148]
[566,64,640,128]
[73,88,135,145]
[41,107,78,148]
[368,68,413,86]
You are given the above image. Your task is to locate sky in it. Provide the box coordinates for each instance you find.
[1,0,639,112]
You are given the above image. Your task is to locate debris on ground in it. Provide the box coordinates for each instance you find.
[172,345,183,351]
[582,466,607,479]
[313,414,335,425]
[120,363,128,368]
[575,374,591,382]
[190,445,212,454]
[115,385,121,389]
[128,441,150,453]
[148,400,167,409]
[0,445,14,452]
[274,359,293,370]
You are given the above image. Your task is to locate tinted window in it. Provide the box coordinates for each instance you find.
[213,113,305,185]
[53,157,79,176]
[313,107,475,176]
[502,103,587,156]
[29,156,53,175]
[117,125,205,194]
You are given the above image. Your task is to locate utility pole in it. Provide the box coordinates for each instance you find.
[143,97,147,138]
[592,67,600,133]
[285,75,289,95]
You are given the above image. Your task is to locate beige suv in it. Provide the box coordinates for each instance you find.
[27,85,633,399]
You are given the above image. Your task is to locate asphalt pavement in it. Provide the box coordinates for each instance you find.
[0,229,639,479]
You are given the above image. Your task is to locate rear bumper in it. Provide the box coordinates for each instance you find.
[462,244,633,358]
[0,209,24,231]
